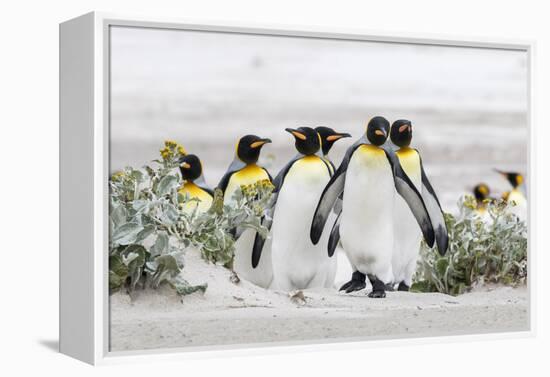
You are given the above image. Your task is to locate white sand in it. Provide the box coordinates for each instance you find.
[109,250,528,352]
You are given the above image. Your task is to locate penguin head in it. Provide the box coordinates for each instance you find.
[366,116,390,146]
[315,126,351,155]
[285,127,321,155]
[390,119,413,148]
[473,183,491,202]
[236,135,272,164]
[495,169,524,189]
[178,154,203,181]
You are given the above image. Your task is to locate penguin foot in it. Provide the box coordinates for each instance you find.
[368,290,386,298]
[340,280,366,293]
[385,283,395,291]
[397,282,410,292]
[339,271,366,293]
[367,275,387,299]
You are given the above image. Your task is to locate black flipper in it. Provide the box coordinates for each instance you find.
[327,211,341,257]
[310,143,362,245]
[217,171,234,194]
[251,208,273,268]
[382,147,435,248]
[252,156,301,268]
[418,154,449,255]
[262,168,274,182]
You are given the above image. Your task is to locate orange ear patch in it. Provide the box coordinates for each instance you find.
[292,131,307,140]
[250,140,267,148]
[326,134,342,142]
[399,124,410,133]
[516,175,524,185]
[181,162,191,169]
[478,185,489,195]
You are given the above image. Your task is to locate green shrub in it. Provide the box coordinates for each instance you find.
[411,196,527,296]
[109,141,273,296]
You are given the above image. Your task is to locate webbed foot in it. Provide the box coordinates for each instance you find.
[339,271,366,293]
[397,282,410,292]
[367,274,387,299]
[368,290,386,298]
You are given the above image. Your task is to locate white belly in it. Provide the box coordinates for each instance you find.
[334,246,353,288]
[339,147,395,283]
[392,159,422,286]
[271,157,334,291]
[233,229,273,288]
[391,195,422,285]
[507,189,527,221]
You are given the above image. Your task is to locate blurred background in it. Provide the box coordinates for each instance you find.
[110,26,528,212]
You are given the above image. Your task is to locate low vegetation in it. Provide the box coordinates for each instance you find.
[109,141,273,296]
[412,196,527,295]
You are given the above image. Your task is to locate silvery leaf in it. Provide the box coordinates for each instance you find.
[161,204,179,225]
[135,224,155,243]
[157,175,179,196]
[151,232,169,256]
[171,275,207,296]
[111,205,127,227]
[132,200,149,213]
[112,223,143,245]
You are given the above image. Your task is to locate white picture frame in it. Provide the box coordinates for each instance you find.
[59,11,535,365]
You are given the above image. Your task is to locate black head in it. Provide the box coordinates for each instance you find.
[315,126,351,156]
[285,127,321,155]
[236,135,272,164]
[473,183,490,202]
[179,154,203,181]
[495,169,524,189]
[366,116,390,146]
[390,119,413,148]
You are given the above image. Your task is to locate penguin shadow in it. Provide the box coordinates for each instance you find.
[38,339,59,353]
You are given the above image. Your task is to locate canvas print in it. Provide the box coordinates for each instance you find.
[108,26,528,352]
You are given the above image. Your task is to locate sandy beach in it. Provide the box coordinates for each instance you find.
[109,249,528,352]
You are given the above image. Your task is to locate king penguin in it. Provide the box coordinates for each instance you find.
[495,170,527,221]
[217,134,273,288]
[178,154,214,215]
[261,127,336,291]
[315,126,351,173]
[473,183,492,220]
[310,116,438,298]
[389,120,448,291]
[473,183,491,208]
[315,126,353,287]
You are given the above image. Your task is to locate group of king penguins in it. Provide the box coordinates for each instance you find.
[473,170,527,221]
[176,116,448,298]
